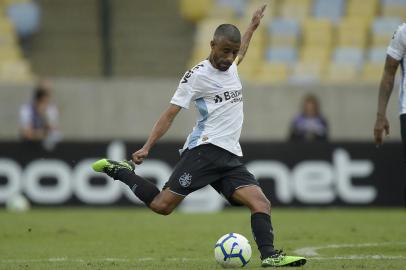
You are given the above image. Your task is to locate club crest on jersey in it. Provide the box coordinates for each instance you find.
[179,172,192,187]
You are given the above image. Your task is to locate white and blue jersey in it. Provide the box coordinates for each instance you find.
[170,59,244,156]
[387,22,406,115]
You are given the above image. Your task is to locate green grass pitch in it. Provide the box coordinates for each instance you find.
[1,208,405,270]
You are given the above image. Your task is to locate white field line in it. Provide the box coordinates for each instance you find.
[1,255,406,264]
[294,242,406,257]
[309,255,406,260]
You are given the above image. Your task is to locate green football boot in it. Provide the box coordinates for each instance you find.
[261,250,306,267]
[92,159,135,179]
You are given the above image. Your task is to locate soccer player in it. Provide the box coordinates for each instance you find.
[374,22,406,162]
[92,5,306,267]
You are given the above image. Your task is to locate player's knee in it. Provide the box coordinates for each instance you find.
[250,197,271,214]
[150,200,173,216]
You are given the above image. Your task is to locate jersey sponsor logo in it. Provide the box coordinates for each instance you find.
[179,172,192,187]
[181,64,204,84]
[214,95,223,103]
[214,90,242,104]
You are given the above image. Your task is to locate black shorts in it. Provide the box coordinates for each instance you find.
[401,114,406,162]
[163,144,259,205]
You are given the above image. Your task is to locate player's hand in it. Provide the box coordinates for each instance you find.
[250,4,267,30]
[132,148,149,165]
[374,116,390,146]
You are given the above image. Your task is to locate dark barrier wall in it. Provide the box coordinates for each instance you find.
[0,141,405,207]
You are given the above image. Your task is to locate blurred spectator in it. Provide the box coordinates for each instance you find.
[288,94,329,142]
[19,79,62,150]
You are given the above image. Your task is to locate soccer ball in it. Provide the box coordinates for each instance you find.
[214,233,252,268]
[6,194,30,213]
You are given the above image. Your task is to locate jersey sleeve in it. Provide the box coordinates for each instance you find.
[170,71,200,109]
[387,24,406,61]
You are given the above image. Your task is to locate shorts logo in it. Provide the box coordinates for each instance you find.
[179,172,192,187]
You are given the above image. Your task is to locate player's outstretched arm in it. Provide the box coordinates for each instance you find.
[374,55,399,146]
[132,104,181,164]
[236,4,266,65]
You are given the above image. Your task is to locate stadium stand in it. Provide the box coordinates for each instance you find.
[184,0,406,85]
[113,0,194,77]
[26,0,101,77]
[279,0,312,22]
[313,0,345,23]
[0,0,33,82]
[1,0,404,82]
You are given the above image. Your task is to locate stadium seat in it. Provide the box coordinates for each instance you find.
[0,46,21,61]
[337,18,370,47]
[208,6,237,21]
[300,46,331,67]
[242,0,276,24]
[333,47,364,68]
[0,16,15,33]
[289,61,322,84]
[361,62,384,83]
[0,31,16,46]
[267,18,300,47]
[302,19,334,48]
[371,17,402,46]
[255,62,289,84]
[247,26,266,49]
[0,59,33,82]
[313,0,345,23]
[208,0,239,21]
[367,47,387,63]
[266,47,297,65]
[381,0,406,18]
[179,0,213,22]
[324,63,359,84]
[383,0,406,3]
[238,46,264,81]
[347,0,379,18]
[238,61,260,82]
[0,17,17,47]
[215,0,246,17]
[279,0,311,22]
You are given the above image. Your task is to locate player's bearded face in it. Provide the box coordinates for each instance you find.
[210,38,240,71]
